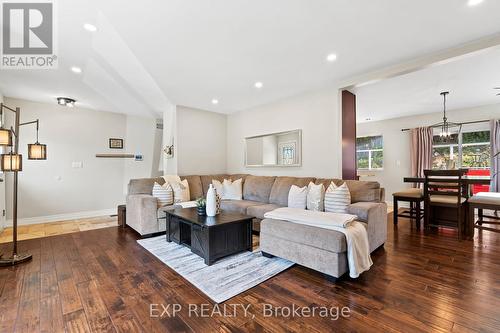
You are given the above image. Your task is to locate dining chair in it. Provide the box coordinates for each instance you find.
[468,192,500,236]
[392,188,424,229]
[423,169,468,239]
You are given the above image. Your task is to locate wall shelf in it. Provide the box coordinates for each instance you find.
[95,154,135,159]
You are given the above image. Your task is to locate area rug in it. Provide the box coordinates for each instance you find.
[137,236,294,303]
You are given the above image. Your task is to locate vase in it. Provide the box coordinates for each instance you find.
[197,206,206,216]
[206,184,217,217]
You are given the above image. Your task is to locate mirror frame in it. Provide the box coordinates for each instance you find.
[244,129,302,167]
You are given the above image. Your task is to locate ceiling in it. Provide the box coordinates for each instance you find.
[354,46,500,122]
[2,0,500,117]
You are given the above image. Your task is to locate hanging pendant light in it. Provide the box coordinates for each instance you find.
[1,152,22,171]
[0,128,12,146]
[432,92,462,140]
[27,120,47,160]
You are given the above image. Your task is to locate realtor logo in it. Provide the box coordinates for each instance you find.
[1,1,58,69]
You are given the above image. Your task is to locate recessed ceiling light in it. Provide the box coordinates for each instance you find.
[211,99,219,105]
[83,23,97,32]
[365,117,372,121]
[71,66,82,74]
[326,53,337,62]
[468,0,484,6]
[254,82,263,89]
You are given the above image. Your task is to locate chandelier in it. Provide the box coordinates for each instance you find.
[433,92,462,139]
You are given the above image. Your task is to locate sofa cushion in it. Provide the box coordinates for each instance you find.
[269,177,315,206]
[260,218,347,253]
[220,200,263,215]
[200,174,229,196]
[128,177,165,195]
[243,175,276,203]
[247,203,283,219]
[181,175,203,200]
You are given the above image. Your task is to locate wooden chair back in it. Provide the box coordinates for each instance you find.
[423,169,468,206]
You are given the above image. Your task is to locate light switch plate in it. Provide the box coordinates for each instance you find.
[72,162,83,168]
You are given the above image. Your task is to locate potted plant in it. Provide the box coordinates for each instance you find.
[195,197,206,216]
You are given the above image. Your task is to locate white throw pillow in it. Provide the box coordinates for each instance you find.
[171,179,190,203]
[288,185,307,209]
[162,174,181,184]
[222,178,243,200]
[152,182,174,208]
[306,182,325,211]
[212,179,224,197]
[324,182,351,213]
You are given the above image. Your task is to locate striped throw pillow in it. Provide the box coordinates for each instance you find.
[324,182,351,214]
[152,182,174,208]
[288,185,307,209]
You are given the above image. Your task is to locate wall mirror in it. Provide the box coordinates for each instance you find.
[245,129,302,167]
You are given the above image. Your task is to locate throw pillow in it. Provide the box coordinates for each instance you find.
[212,179,224,197]
[162,174,181,184]
[306,182,325,211]
[324,182,351,213]
[171,179,190,203]
[222,178,243,200]
[288,185,307,209]
[152,182,174,208]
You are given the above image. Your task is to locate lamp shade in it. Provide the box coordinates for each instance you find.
[1,153,22,171]
[28,143,47,160]
[0,128,12,146]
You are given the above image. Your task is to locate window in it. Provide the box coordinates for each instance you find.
[432,130,490,170]
[356,136,383,170]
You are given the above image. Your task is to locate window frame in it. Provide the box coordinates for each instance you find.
[356,135,384,171]
[432,129,490,170]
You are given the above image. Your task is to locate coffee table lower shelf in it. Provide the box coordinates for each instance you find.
[165,208,253,266]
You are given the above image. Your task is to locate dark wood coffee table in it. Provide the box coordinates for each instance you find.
[165,208,253,265]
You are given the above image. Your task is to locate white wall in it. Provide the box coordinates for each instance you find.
[357,103,500,202]
[122,115,162,194]
[2,98,160,224]
[163,103,177,174]
[226,86,341,178]
[176,106,227,175]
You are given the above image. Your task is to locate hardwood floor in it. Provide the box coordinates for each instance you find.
[1,213,500,332]
[0,216,118,244]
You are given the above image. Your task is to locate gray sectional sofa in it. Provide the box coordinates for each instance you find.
[126,174,388,279]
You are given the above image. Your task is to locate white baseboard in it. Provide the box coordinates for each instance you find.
[5,208,116,227]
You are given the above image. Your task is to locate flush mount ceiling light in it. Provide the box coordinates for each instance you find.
[83,23,97,32]
[326,53,337,62]
[211,99,219,105]
[71,66,82,74]
[254,82,263,89]
[57,97,76,107]
[468,0,484,6]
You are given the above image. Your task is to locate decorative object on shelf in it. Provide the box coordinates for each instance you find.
[134,154,143,161]
[0,103,48,266]
[195,197,206,216]
[206,184,217,217]
[495,87,500,96]
[431,92,462,141]
[109,138,124,149]
[164,144,174,159]
[56,97,76,107]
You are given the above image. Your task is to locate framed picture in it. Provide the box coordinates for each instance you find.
[109,138,123,149]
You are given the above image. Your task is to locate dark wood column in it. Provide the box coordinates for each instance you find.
[342,90,357,180]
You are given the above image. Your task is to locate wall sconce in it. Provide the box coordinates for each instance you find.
[1,152,22,171]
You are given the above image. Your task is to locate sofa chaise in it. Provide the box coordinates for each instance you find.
[126,174,387,279]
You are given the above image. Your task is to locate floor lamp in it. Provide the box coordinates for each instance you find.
[0,103,47,266]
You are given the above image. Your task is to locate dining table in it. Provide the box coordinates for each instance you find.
[403,175,491,239]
